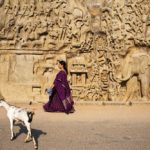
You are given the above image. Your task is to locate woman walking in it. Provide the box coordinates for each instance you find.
[43,60,75,114]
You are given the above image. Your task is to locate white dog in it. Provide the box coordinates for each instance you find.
[0,98,37,149]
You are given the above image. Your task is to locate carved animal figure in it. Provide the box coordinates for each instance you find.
[118,47,150,101]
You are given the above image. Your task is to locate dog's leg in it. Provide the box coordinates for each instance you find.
[32,136,37,149]
[9,118,15,140]
[24,122,31,142]
[24,121,37,149]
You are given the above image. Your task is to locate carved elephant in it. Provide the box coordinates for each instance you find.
[118,47,150,101]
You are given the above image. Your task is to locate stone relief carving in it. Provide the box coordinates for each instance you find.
[0,0,149,102]
[115,47,150,101]
[0,0,4,7]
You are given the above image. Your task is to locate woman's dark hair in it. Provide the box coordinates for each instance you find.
[58,60,68,74]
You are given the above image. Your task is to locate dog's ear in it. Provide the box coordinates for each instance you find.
[31,111,35,115]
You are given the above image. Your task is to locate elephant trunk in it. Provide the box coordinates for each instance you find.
[121,74,132,82]
[114,64,132,83]
[114,74,131,83]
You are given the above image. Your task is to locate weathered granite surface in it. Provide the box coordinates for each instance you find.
[0,0,149,102]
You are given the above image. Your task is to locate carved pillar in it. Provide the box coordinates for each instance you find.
[72,73,76,85]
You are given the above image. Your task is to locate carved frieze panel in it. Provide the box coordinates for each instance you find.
[0,0,150,102]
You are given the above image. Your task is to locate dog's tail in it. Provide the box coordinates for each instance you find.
[0,93,5,101]
[27,111,35,123]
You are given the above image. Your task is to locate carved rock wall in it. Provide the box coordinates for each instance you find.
[0,0,150,102]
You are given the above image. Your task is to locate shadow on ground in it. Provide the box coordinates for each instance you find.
[14,123,47,148]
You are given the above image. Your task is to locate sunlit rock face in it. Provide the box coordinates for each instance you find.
[0,0,149,102]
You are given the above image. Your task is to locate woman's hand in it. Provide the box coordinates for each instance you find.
[50,84,54,89]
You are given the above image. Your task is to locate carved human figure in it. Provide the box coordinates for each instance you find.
[28,3,36,17]
[0,0,4,7]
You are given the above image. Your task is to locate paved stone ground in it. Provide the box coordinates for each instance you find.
[0,103,150,150]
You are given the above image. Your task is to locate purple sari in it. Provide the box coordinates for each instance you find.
[43,70,74,113]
